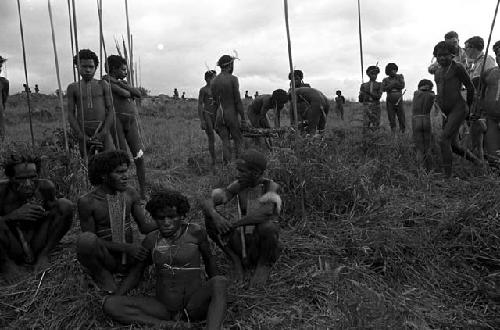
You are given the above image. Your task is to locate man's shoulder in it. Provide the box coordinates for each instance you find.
[124,186,140,201]
[0,77,8,84]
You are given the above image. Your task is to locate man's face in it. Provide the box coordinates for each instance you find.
[388,69,397,77]
[105,163,128,192]
[368,72,378,81]
[465,43,480,59]
[152,206,182,237]
[436,49,453,67]
[113,64,127,80]
[11,162,38,198]
[78,59,97,81]
[236,160,263,185]
[445,37,459,48]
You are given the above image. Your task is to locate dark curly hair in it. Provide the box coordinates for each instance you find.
[271,89,288,106]
[433,41,456,57]
[288,69,304,81]
[366,65,380,75]
[145,189,190,217]
[73,49,99,67]
[3,154,41,178]
[204,70,216,80]
[385,63,398,75]
[465,36,484,51]
[106,55,126,73]
[493,40,500,55]
[444,31,459,40]
[418,79,434,90]
[88,150,130,186]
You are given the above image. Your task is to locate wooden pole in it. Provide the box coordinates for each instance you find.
[67,0,76,82]
[72,0,88,164]
[283,0,298,129]
[130,34,135,87]
[16,0,35,147]
[98,0,104,78]
[357,0,364,83]
[48,0,69,153]
[125,0,133,86]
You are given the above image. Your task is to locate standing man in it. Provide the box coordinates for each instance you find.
[359,66,383,132]
[211,54,248,164]
[0,56,9,141]
[429,31,468,74]
[198,70,218,167]
[464,36,496,86]
[382,63,406,133]
[334,90,346,120]
[104,55,147,199]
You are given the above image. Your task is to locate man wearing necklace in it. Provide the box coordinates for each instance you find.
[76,151,157,293]
[103,189,227,329]
[66,49,115,158]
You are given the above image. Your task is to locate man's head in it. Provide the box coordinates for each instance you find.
[385,63,398,76]
[336,90,342,96]
[366,65,380,80]
[433,41,455,67]
[236,149,267,187]
[3,154,41,198]
[106,55,127,79]
[88,150,130,191]
[146,188,190,237]
[493,40,500,66]
[444,31,459,47]
[204,70,216,83]
[217,55,235,73]
[418,79,434,91]
[288,69,304,86]
[73,49,99,81]
[271,89,288,108]
[465,36,484,59]
[0,56,6,73]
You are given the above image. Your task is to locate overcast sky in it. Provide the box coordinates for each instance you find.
[1,0,500,100]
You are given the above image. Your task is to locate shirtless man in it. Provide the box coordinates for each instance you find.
[0,56,9,141]
[359,66,383,132]
[433,41,479,177]
[295,87,330,135]
[66,49,114,158]
[247,89,288,129]
[211,54,248,163]
[480,40,500,163]
[103,189,227,329]
[428,31,468,74]
[288,70,311,125]
[412,79,436,169]
[76,150,157,293]
[202,149,282,287]
[0,154,73,283]
[382,63,406,133]
[198,70,218,166]
[104,55,146,199]
[335,90,346,120]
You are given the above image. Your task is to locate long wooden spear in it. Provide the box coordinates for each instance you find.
[48,0,69,153]
[98,0,104,78]
[16,0,35,147]
[284,0,298,129]
[125,0,134,86]
[72,0,88,163]
[66,0,76,82]
[357,0,364,83]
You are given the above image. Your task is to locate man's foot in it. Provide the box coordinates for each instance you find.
[92,270,117,294]
[249,264,271,288]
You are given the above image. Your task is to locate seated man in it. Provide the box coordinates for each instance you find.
[0,154,73,283]
[77,150,157,293]
[202,149,282,287]
[295,87,330,135]
[103,189,227,329]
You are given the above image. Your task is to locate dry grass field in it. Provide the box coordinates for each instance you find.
[1,93,499,329]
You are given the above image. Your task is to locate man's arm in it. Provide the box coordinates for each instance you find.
[130,189,157,234]
[198,88,206,127]
[114,233,154,295]
[232,77,246,121]
[101,80,115,134]
[66,84,85,140]
[397,74,405,90]
[197,227,217,278]
[2,78,9,108]
[457,65,475,107]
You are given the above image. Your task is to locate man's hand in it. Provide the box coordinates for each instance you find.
[126,244,149,261]
[213,213,232,234]
[5,203,45,222]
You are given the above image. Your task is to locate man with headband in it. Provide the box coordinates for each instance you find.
[202,149,282,287]
[359,65,383,132]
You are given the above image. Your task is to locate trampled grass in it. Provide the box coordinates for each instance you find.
[1,94,498,329]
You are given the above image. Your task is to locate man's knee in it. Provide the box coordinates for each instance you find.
[77,232,98,256]
[209,275,228,291]
[102,296,121,317]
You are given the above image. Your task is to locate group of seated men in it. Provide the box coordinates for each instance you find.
[0,148,282,328]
